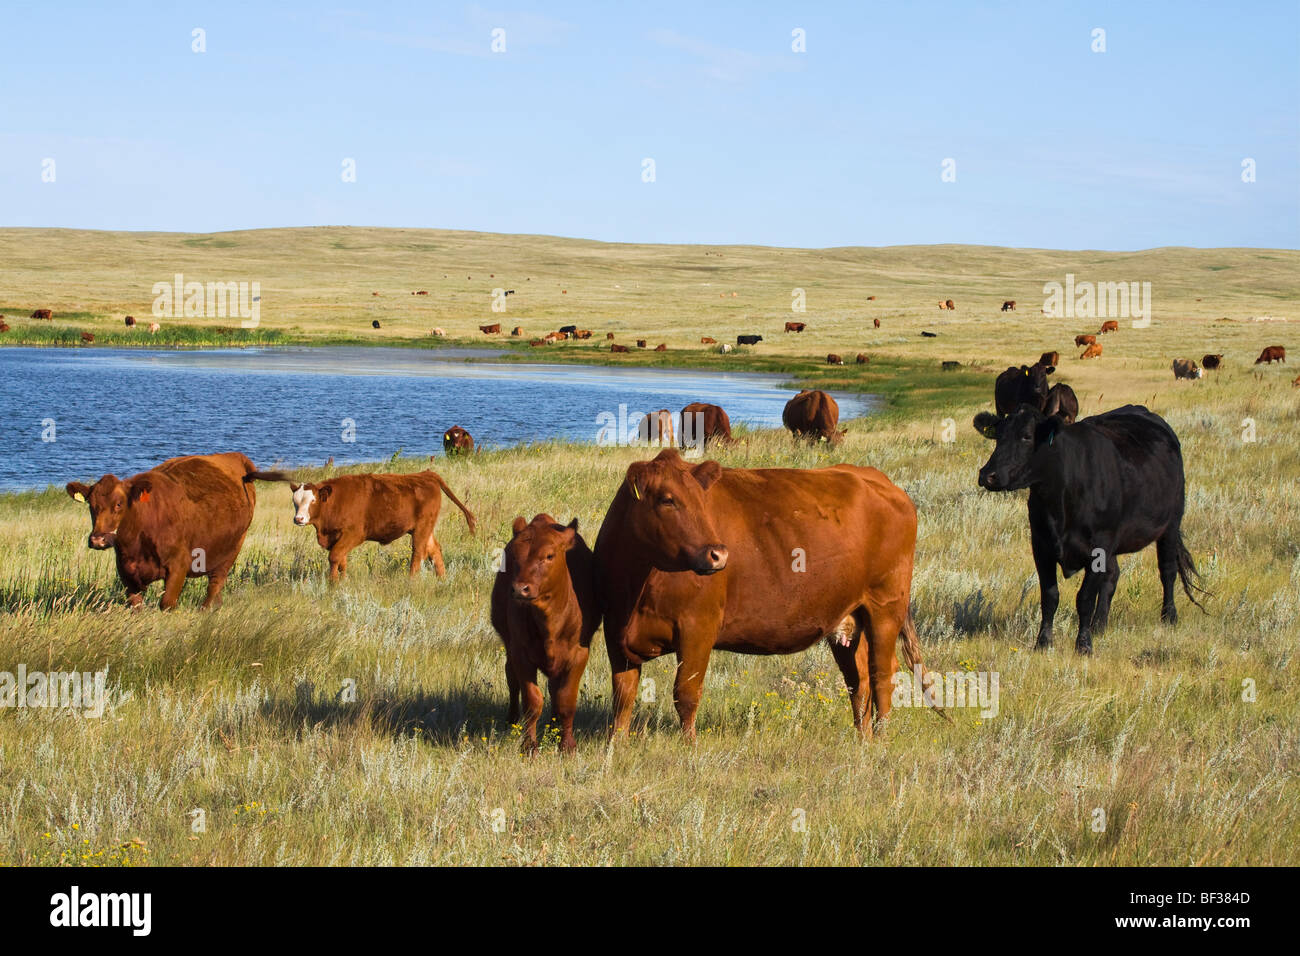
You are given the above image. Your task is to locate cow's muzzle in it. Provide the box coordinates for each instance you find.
[88,533,115,550]
[510,582,539,603]
[978,469,1002,491]
[692,546,729,575]
[294,516,309,526]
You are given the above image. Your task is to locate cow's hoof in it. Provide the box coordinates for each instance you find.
[1034,636,1053,651]
[1075,639,1093,655]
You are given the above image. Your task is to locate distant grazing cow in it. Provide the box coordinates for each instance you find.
[679,402,732,450]
[1039,351,1060,367]
[443,426,474,456]
[373,292,380,296]
[994,362,1054,416]
[416,290,428,296]
[1002,300,1016,311]
[719,343,733,353]
[611,344,629,353]
[1044,383,1079,424]
[737,334,763,345]
[945,299,956,310]
[574,330,592,339]
[491,514,599,753]
[654,343,667,352]
[80,332,94,343]
[249,466,476,583]
[636,339,647,349]
[32,309,52,320]
[511,326,523,336]
[1080,343,1103,359]
[638,410,675,448]
[124,315,136,327]
[827,353,844,365]
[1293,375,1300,387]
[941,361,959,371]
[1201,354,1223,371]
[606,332,615,340]
[148,322,160,334]
[480,323,501,334]
[785,322,806,333]
[1099,320,1119,334]
[873,318,881,328]
[783,389,844,444]
[1171,359,1202,380]
[1255,345,1286,364]
[856,353,869,364]
[504,290,515,296]
[432,327,446,337]
[560,325,577,334]
[593,448,935,739]
[0,319,8,333]
[66,453,260,609]
[866,295,876,301]
[530,339,546,347]
[1075,334,1096,347]
[700,336,717,344]
[372,320,381,329]
[920,331,938,338]
[973,405,1205,653]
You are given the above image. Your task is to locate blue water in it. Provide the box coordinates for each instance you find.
[0,347,880,491]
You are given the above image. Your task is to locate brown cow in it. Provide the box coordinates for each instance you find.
[1002,300,1016,311]
[480,323,501,334]
[124,315,136,327]
[827,353,843,365]
[574,330,592,339]
[416,290,428,296]
[80,332,94,343]
[606,332,615,340]
[610,344,629,353]
[700,336,717,344]
[1099,320,1119,334]
[783,389,845,444]
[1171,359,1203,380]
[511,326,523,336]
[1075,334,1096,347]
[594,449,937,740]
[945,299,956,310]
[639,410,675,448]
[0,319,8,333]
[1201,354,1223,371]
[856,353,869,364]
[654,343,667,352]
[529,339,546,347]
[679,402,732,450]
[1039,351,1060,367]
[443,425,474,455]
[866,295,877,301]
[1255,345,1287,364]
[491,514,599,754]
[66,453,259,610]
[251,466,476,583]
[785,321,806,333]
[1080,343,1103,359]
[873,318,881,328]
[32,309,53,319]
[1293,375,1300,387]
[636,339,647,349]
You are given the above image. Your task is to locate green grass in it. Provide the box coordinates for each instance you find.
[0,227,1297,866]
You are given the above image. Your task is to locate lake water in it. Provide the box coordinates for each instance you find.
[0,347,880,491]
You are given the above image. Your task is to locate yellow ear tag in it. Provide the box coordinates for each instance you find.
[73,492,85,502]
[632,483,641,500]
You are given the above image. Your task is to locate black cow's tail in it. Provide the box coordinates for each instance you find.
[899,610,953,724]
[1175,530,1211,613]
[434,475,477,535]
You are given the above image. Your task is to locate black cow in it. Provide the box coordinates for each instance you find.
[736,334,763,346]
[994,362,1053,416]
[973,405,1205,654]
[1043,382,1079,424]
[559,325,577,334]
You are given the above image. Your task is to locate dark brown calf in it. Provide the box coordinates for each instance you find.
[443,425,474,455]
[679,402,732,449]
[1255,345,1286,364]
[490,515,599,753]
[785,321,806,333]
[1099,320,1119,334]
[1075,334,1096,347]
[783,389,844,444]
[480,323,501,334]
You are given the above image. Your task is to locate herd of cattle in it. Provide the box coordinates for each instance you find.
[63,364,1216,751]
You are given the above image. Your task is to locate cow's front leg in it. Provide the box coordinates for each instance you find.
[515,662,544,755]
[1074,571,1103,655]
[1031,532,1059,650]
[159,561,188,610]
[548,648,588,754]
[673,640,714,743]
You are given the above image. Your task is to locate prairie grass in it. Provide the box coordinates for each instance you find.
[0,228,1296,865]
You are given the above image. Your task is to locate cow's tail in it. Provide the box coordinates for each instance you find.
[1175,530,1211,613]
[435,476,477,535]
[898,609,953,724]
[243,470,296,484]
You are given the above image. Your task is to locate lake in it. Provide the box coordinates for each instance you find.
[0,347,881,491]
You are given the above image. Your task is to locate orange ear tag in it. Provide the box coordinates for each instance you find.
[138,491,150,503]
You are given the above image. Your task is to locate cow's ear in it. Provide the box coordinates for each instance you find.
[1035,416,1065,448]
[511,515,528,535]
[316,485,332,503]
[66,481,90,502]
[289,482,301,492]
[567,517,579,531]
[127,479,152,505]
[652,447,682,464]
[625,462,648,501]
[558,523,578,548]
[1045,365,1056,375]
[973,412,1000,440]
[691,460,722,491]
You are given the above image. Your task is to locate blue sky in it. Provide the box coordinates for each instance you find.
[2,0,1296,249]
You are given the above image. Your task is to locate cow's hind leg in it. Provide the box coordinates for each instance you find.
[427,532,446,577]
[1074,570,1104,654]
[1091,556,1120,636]
[828,612,871,737]
[1031,530,1059,649]
[1155,533,1180,625]
[201,565,232,610]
